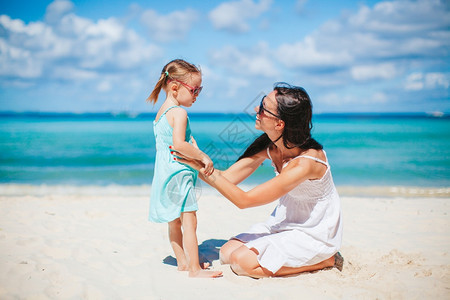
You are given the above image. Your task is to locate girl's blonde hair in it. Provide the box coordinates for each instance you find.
[146,59,201,104]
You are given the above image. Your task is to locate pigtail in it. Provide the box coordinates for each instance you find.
[146,71,168,104]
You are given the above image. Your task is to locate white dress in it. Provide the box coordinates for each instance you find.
[233,148,343,273]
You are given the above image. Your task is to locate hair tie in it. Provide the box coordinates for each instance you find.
[164,71,169,77]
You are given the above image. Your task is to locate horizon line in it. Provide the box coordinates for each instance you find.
[0,111,447,118]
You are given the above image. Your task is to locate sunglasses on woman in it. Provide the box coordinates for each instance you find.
[258,96,280,119]
[170,79,203,96]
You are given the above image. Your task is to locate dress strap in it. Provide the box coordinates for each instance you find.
[296,155,328,167]
[161,105,179,116]
[154,105,179,124]
[266,147,273,161]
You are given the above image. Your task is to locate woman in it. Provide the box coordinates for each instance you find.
[174,83,343,278]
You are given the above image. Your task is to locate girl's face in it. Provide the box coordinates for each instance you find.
[174,73,202,107]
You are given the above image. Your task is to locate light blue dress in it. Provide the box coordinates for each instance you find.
[149,105,198,223]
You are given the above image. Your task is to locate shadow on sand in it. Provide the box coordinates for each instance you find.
[163,238,228,266]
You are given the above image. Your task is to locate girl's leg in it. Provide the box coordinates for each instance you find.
[219,239,245,264]
[168,218,187,271]
[229,245,335,278]
[180,211,222,278]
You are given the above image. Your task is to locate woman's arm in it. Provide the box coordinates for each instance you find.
[220,150,267,184]
[172,146,267,185]
[177,155,315,209]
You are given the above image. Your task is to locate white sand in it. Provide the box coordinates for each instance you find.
[0,184,449,299]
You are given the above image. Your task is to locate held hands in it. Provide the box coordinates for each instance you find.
[200,154,214,176]
[170,146,214,177]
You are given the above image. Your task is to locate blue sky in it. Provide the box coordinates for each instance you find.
[0,0,449,113]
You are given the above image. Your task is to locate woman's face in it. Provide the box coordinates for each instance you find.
[255,90,280,131]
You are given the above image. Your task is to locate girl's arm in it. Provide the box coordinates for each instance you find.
[170,108,213,175]
[177,155,315,209]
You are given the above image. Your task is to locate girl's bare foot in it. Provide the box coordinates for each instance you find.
[178,262,210,271]
[177,264,188,271]
[189,269,223,278]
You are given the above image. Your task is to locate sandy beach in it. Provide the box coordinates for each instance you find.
[0,184,449,299]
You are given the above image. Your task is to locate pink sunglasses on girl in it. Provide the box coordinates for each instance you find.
[169,79,203,96]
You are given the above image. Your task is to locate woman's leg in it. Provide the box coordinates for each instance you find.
[180,211,222,278]
[168,218,187,271]
[228,245,271,278]
[274,256,335,277]
[219,239,244,264]
[228,245,335,278]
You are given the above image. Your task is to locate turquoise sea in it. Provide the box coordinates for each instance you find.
[0,112,449,189]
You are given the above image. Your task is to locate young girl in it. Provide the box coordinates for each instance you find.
[147,59,222,278]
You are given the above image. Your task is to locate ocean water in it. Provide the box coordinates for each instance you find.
[0,113,449,188]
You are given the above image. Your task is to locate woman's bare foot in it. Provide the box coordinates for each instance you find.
[189,269,223,278]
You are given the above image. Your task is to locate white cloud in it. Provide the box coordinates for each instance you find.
[318,91,388,107]
[371,92,388,103]
[225,77,250,97]
[276,0,450,71]
[0,35,41,78]
[276,36,353,68]
[425,73,450,89]
[45,0,74,24]
[56,12,91,37]
[349,0,450,34]
[350,63,398,81]
[210,42,279,77]
[51,66,97,80]
[0,1,161,84]
[405,72,450,90]
[209,0,272,33]
[97,80,112,92]
[318,93,357,106]
[404,73,424,90]
[140,8,198,42]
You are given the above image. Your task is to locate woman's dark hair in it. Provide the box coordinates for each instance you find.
[237,82,322,161]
